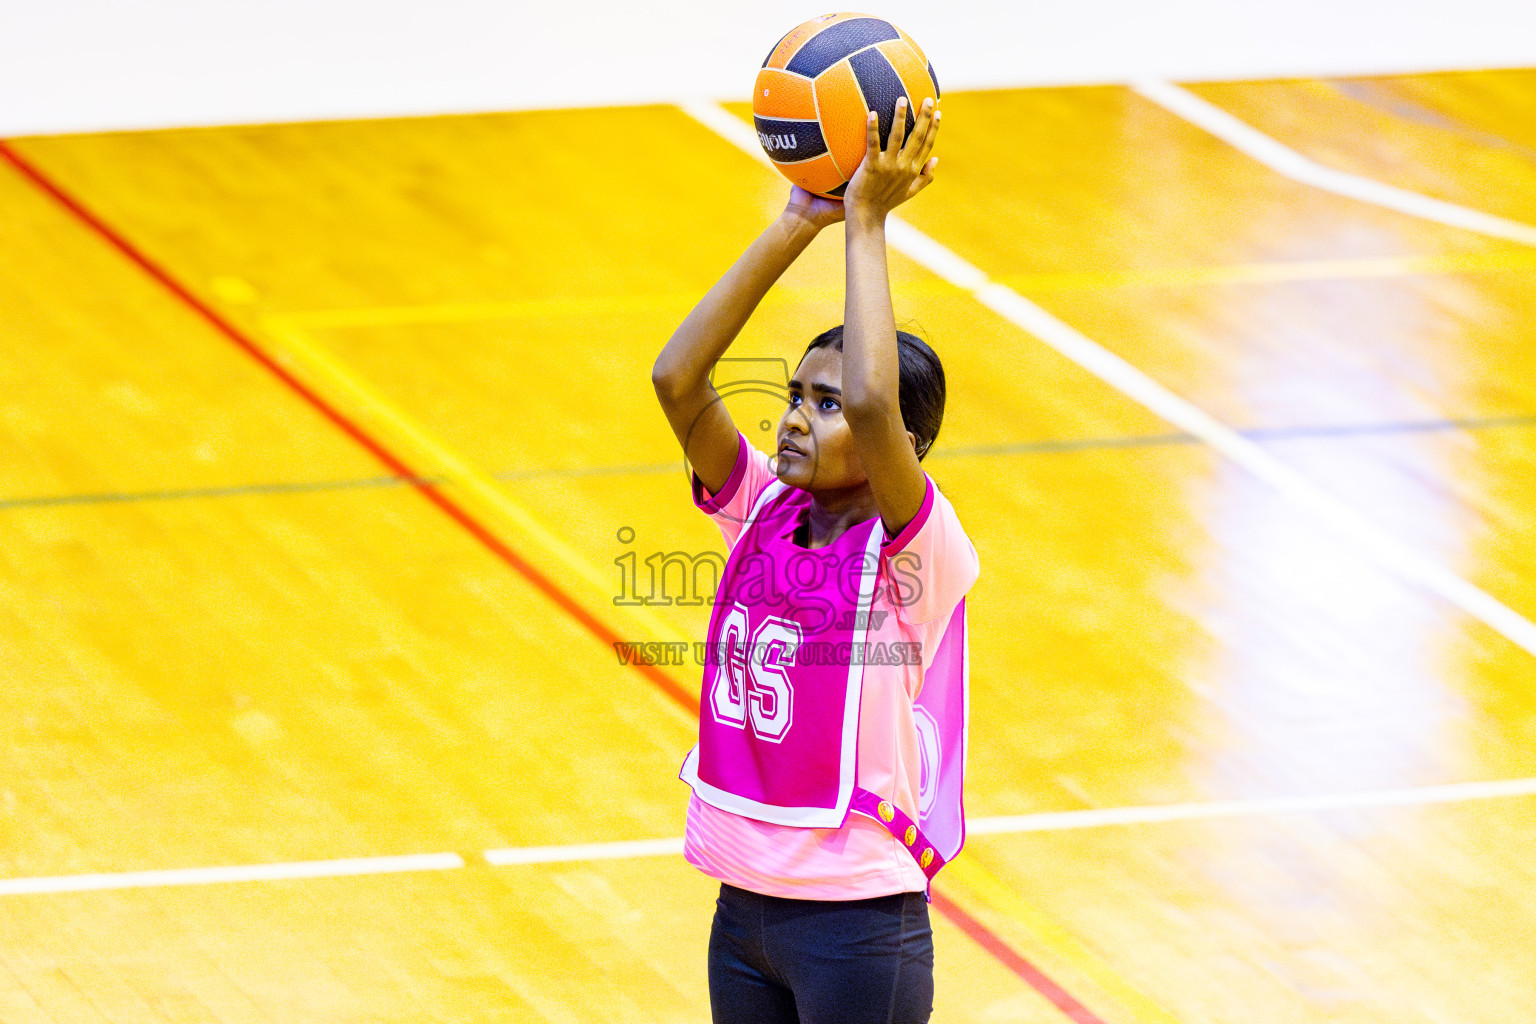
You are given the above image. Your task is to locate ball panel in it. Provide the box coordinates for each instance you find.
[892,27,929,67]
[762,28,794,69]
[874,40,938,116]
[813,60,871,182]
[779,153,847,198]
[785,17,901,78]
[753,115,828,164]
[763,12,871,70]
[753,68,817,121]
[847,47,914,150]
[929,62,941,99]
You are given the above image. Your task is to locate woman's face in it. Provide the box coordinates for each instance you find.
[774,346,866,491]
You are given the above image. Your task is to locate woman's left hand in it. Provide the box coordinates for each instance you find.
[783,184,847,231]
[842,95,940,227]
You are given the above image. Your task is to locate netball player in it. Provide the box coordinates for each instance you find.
[652,97,980,1024]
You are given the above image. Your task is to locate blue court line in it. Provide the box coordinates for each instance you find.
[1327,80,1536,166]
[940,412,1536,459]
[0,461,689,512]
[3,414,1532,512]
[0,475,414,511]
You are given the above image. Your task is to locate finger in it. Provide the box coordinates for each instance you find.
[911,156,938,195]
[914,106,940,166]
[905,96,934,152]
[864,108,880,160]
[901,97,934,164]
[886,96,909,156]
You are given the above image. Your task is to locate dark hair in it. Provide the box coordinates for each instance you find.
[801,325,946,461]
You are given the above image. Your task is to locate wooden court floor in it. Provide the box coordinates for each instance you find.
[2,68,1535,1023]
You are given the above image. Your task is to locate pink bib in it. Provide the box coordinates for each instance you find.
[679,479,969,883]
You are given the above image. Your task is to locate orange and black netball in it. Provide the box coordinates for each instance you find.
[752,13,940,199]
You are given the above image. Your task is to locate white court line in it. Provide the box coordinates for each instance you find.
[6,780,1536,896]
[678,99,1536,659]
[483,837,685,865]
[0,852,464,896]
[967,776,1536,833]
[1131,79,1536,248]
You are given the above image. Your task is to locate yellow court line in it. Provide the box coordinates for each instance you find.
[285,292,700,329]
[281,283,881,330]
[943,857,1186,1024]
[279,250,1536,330]
[280,281,963,330]
[259,314,693,653]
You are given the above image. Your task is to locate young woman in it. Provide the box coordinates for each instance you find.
[652,97,980,1024]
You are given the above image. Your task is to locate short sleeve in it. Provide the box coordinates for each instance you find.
[879,475,980,625]
[690,431,779,550]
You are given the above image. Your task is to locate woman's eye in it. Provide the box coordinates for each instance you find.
[821,398,838,411]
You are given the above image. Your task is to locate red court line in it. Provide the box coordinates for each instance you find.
[932,893,1110,1024]
[0,138,697,717]
[1,137,1110,1024]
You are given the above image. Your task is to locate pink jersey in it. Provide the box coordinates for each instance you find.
[681,430,980,899]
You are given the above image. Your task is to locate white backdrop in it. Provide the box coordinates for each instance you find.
[2,0,1534,136]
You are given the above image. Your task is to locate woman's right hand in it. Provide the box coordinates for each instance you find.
[783,184,847,231]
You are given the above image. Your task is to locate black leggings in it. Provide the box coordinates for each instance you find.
[707,883,934,1024]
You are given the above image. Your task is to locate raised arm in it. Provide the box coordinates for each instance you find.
[653,189,845,496]
[839,96,941,537]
